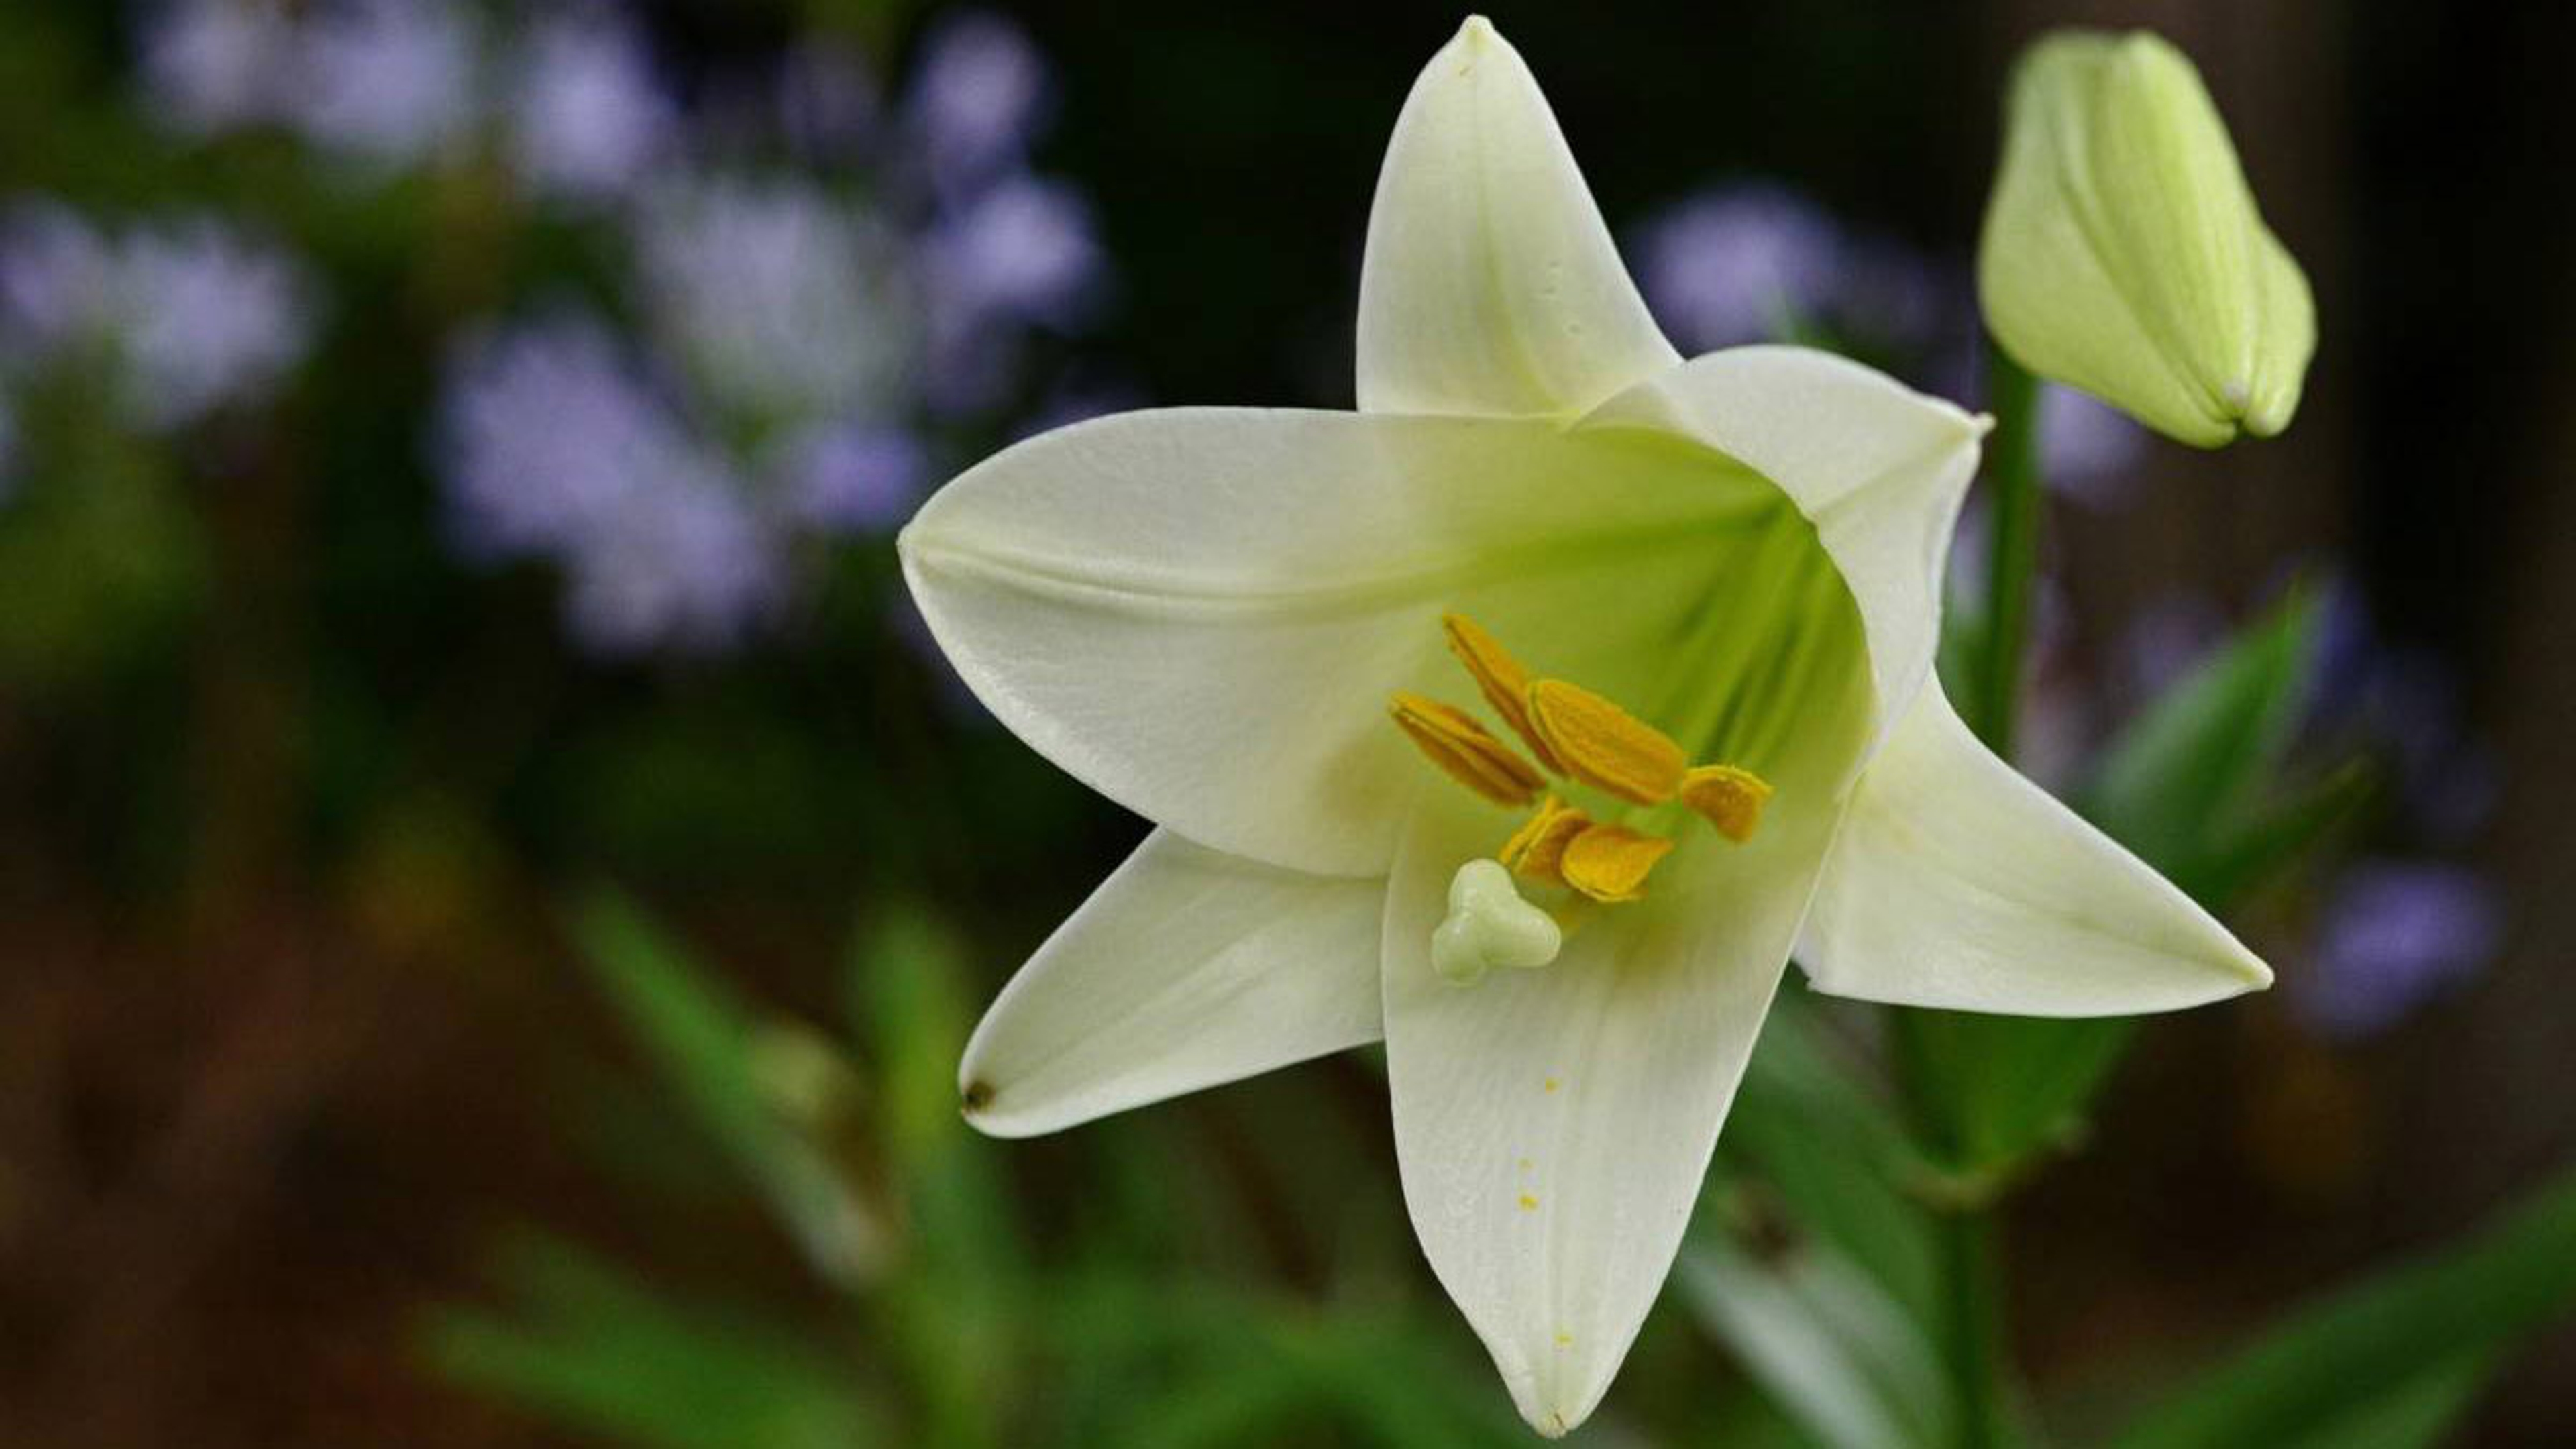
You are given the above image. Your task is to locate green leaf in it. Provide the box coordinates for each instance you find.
[571,890,884,1285]
[1731,997,1943,1325]
[2190,758,2377,910]
[1893,1008,2132,1179]
[421,1233,880,1449]
[2086,586,2323,885]
[1676,1234,1954,1449]
[2111,1164,2576,1449]
[847,909,1029,1449]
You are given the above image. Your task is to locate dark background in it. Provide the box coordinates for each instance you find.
[1,0,2571,1443]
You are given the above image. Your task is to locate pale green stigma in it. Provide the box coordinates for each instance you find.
[1433,859,1564,985]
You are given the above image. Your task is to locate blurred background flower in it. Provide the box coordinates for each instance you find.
[0,3,2571,1446]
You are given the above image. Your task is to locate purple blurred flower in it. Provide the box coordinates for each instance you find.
[636,176,916,425]
[2039,382,2148,506]
[1633,184,1845,352]
[291,0,479,170]
[507,9,675,204]
[441,313,657,555]
[777,421,926,535]
[113,217,317,427]
[138,0,297,137]
[0,201,115,359]
[904,11,1051,200]
[439,311,781,655]
[0,203,315,429]
[560,468,779,655]
[926,174,1102,330]
[920,174,1102,415]
[2308,589,2502,846]
[2295,861,2502,1041]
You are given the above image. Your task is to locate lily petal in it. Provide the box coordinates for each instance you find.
[1799,682,2273,1015]
[1382,782,1843,1436]
[1356,17,1678,420]
[901,407,1778,876]
[1581,346,1990,752]
[960,828,1387,1138]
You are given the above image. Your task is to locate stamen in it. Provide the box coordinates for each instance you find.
[1442,613,1565,772]
[1558,825,1674,903]
[1681,765,1774,843]
[1432,859,1564,984]
[1498,794,1592,886]
[1525,680,1686,806]
[1389,692,1545,807]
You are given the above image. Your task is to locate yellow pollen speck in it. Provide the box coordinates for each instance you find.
[1526,679,1687,804]
[1554,1332,1574,1349]
[1559,824,1675,903]
[1518,1193,1540,1211]
[1389,692,1544,806]
[1542,1076,1561,1093]
[1682,764,1774,843]
[1498,794,1591,885]
[1443,613,1566,772]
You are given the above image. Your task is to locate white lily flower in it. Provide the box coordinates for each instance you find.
[900,17,2270,1436]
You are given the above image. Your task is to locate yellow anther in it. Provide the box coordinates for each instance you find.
[1498,794,1592,885]
[1681,764,1774,843]
[1389,692,1544,807]
[1442,613,1564,772]
[1558,824,1674,904]
[1525,679,1686,806]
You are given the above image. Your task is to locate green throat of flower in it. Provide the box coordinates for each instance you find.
[1391,612,1775,985]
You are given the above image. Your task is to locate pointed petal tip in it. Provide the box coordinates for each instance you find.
[1968,410,1998,438]
[1437,14,1519,80]
[955,1074,1018,1137]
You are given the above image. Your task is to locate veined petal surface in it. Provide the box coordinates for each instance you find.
[1382,786,1840,1434]
[1582,346,1989,753]
[1798,682,2273,1015]
[1356,17,1678,420]
[960,828,1387,1137]
[1381,610,1872,1437]
[901,407,1780,877]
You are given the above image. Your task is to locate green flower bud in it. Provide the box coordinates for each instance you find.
[1978,30,2315,447]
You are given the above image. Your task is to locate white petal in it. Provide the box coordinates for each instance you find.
[1581,346,1989,751]
[901,407,1777,876]
[1381,781,1843,1436]
[1798,682,2273,1016]
[1356,17,1678,420]
[959,828,1387,1138]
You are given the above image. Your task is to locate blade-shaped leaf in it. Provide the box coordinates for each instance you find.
[1677,1233,1954,1449]
[1731,996,1943,1326]
[572,890,884,1285]
[2085,586,2323,879]
[421,1233,881,1449]
[2110,1164,2576,1449]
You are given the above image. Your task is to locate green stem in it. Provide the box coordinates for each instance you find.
[1913,350,2043,1446]
[1972,347,2043,756]
[1941,1204,2005,1449]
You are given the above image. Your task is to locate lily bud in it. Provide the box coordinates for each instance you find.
[1977,30,2314,447]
